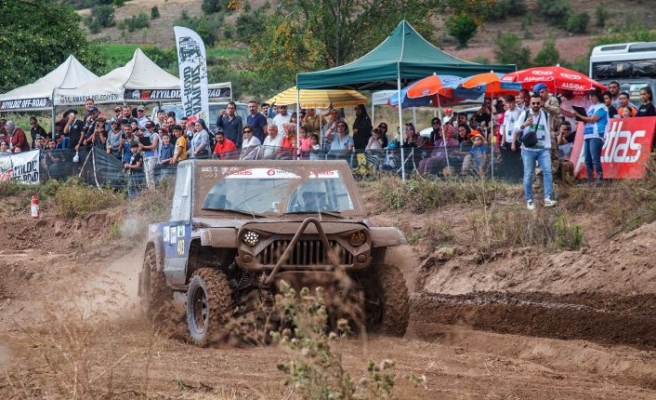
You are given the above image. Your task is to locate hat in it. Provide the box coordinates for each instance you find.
[137,105,145,111]
[120,118,131,126]
[114,106,122,111]
[533,83,548,93]
[89,106,99,113]
[64,109,77,118]
[445,107,453,113]
[145,121,155,129]
[130,141,139,148]
[55,133,62,139]
[110,119,119,125]
[470,133,487,144]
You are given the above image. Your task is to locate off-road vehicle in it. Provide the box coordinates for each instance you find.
[138,160,409,346]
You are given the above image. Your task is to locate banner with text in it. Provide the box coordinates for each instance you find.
[570,117,656,179]
[174,26,209,125]
[0,150,40,184]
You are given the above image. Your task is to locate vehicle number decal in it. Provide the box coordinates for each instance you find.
[177,239,185,255]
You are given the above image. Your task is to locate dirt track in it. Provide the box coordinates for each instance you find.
[2,204,656,398]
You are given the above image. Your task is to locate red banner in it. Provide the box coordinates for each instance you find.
[569,117,656,179]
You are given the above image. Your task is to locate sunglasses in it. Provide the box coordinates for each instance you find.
[530,102,541,105]
[243,130,252,133]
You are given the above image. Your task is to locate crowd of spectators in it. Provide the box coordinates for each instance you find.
[1,82,655,200]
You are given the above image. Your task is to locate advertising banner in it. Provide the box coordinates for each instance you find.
[0,150,40,184]
[0,98,52,111]
[174,26,209,124]
[570,117,656,179]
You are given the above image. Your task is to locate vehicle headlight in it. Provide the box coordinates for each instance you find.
[348,230,367,247]
[242,230,260,247]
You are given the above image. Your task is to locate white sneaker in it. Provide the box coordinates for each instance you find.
[526,200,535,210]
[544,198,557,207]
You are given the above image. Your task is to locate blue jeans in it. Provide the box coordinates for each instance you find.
[522,148,553,201]
[583,138,603,182]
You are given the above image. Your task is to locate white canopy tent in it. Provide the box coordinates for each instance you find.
[0,55,98,112]
[55,48,231,106]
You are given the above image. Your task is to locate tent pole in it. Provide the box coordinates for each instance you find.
[371,102,375,127]
[438,97,450,174]
[296,88,300,158]
[397,70,405,181]
[51,88,56,140]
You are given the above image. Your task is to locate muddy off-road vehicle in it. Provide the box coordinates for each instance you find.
[138,160,409,346]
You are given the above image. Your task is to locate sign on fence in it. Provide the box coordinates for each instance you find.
[0,150,40,184]
[570,117,656,179]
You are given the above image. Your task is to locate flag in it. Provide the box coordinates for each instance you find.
[174,26,210,124]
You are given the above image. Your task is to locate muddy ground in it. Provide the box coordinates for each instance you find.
[2,188,656,399]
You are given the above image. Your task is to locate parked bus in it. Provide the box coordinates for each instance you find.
[589,41,656,106]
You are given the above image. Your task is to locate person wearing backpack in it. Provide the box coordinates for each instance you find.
[512,93,556,210]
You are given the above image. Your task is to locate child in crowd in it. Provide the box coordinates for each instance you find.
[461,133,488,176]
[124,142,143,199]
[309,133,321,160]
[298,126,311,159]
[622,107,632,118]
[159,134,174,164]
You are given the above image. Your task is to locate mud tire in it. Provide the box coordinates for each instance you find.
[140,246,173,322]
[186,268,233,347]
[362,263,410,336]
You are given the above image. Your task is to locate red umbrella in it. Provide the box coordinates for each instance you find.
[501,66,607,93]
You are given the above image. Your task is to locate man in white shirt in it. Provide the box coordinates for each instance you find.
[499,95,524,180]
[262,125,284,159]
[272,104,291,134]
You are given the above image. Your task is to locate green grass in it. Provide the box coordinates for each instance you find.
[102,43,248,62]
[206,47,250,58]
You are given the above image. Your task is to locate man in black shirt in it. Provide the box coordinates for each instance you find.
[63,109,85,150]
[28,116,46,149]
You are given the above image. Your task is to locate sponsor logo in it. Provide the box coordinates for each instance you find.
[601,121,645,163]
[0,98,51,110]
[559,73,581,80]
[531,70,553,76]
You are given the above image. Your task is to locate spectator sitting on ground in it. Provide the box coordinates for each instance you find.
[418,127,460,176]
[212,131,237,160]
[556,121,576,160]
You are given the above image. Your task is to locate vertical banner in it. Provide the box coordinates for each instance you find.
[570,117,656,179]
[174,26,209,124]
[0,150,40,184]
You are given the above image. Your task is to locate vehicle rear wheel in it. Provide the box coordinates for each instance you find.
[139,247,172,321]
[186,268,233,347]
[362,263,409,337]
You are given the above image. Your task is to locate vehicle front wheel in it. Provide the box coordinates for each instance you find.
[361,263,410,337]
[186,268,233,347]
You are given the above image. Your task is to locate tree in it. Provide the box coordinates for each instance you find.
[494,32,531,69]
[445,14,478,48]
[534,38,561,66]
[0,0,103,93]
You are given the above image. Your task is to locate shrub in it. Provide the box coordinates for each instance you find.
[534,38,561,66]
[494,32,532,69]
[150,6,159,19]
[595,5,608,28]
[202,0,227,14]
[537,0,571,28]
[566,12,590,34]
[121,11,149,33]
[446,14,478,49]
[92,4,115,28]
[55,181,124,217]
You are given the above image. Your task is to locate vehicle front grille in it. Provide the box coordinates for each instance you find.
[257,240,353,266]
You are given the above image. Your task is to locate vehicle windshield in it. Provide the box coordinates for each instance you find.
[201,168,355,215]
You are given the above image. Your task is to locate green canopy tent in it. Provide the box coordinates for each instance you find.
[296,20,516,179]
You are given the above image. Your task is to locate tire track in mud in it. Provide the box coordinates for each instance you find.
[409,291,656,349]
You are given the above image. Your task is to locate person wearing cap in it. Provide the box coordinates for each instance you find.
[572,88,609,184]
[217,101,243,148]
[82,106,101,141]
[139,120,160,189]
[26,116,45,150]
[461,133,488,176]
[512,93,556,210]
[124,141,144,199]
[106,119,123,159]
[112,106,123,124]
[135,105,152,129]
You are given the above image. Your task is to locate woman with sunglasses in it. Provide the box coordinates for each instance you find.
[240,125,261,160]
